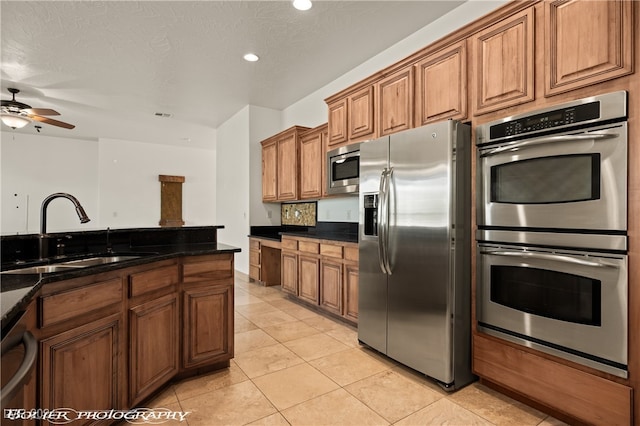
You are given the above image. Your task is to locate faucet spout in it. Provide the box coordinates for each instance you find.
[39,192,91,259]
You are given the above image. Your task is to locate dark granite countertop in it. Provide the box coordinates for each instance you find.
[249,222,358,244]
[1,227,240,333]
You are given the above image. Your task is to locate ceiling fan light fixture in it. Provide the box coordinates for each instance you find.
[243,53,259,62]
[293,0,312,11]
[1,113,30,129]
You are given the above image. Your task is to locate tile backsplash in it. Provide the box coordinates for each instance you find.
[281,202,317,226]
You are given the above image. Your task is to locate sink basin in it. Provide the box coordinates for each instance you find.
[1,255,142,275]
[59,255,142,267]
[1,264,82,274]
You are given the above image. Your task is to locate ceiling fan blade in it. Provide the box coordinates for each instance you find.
[22,108,60,116]
[29,115,75,129]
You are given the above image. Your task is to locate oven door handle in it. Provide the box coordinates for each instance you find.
[479,133,618,157]
[1,331,37,409]
[479,250,619,268]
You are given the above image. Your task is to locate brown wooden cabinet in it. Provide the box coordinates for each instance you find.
[182,254,234,369]
[326,84,376,148]
[544,0,634,96]
[40,313,125,420]
[128,294,179,405]
[377,67,414,136]
[320,258,342,316]
[299,124,328,199]
[261,126,310,202]
[127,262,180,405]
[414,40,468,126]
[39,274,126,415]
[261,138,278,202]
[249,237,282,286]
[298,255,320,305]
[280,235,358,324]
[471,6,535,115]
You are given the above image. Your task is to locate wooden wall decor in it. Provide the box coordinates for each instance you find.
[159,175,185,227]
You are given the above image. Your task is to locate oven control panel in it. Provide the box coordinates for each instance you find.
[489,101,599,140]
[476,91,627,145]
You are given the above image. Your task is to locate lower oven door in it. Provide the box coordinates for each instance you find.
[477,243,628,377]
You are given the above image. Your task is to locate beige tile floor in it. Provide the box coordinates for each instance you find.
[148,273,570,426]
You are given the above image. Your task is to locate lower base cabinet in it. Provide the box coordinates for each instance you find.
[36,253,235,420]
[129,294,179,405]
[40,313,125,418]
[183,284,233,368]
[280,236,358,324]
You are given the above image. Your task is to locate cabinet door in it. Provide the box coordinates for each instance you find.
[348,86,375,141]
[545,0,634,96]
[40,313,124,420]
[415,40,467,126]
[249,240,261,282]
[328,98,348,147]
[344,262,359,323]
[281,251,298,295]
[129,294,179,405]
[277,132,299,201]
[183,284,233,369]
[320,259,342,316]
[262,138,278,202]
[298,255,320,304]
[300,127,324,199]
[472,7,535,115]
[377,67,414,136]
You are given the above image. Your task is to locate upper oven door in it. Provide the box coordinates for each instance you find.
[327,145,360,194]
[478,123,627,232]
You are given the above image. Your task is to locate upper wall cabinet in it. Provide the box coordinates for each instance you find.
[261,126,310,202]
[414,40,468,126]
[471,7,535,115]
[326,84,376,148]
[299,124,328,200]
[377,67,414,136]
[544,0,634,96]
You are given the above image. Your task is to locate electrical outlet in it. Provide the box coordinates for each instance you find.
[347,209,351,220]
[267,210,272,219]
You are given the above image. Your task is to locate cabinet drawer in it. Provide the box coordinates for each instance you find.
[344,246,359,262]
[183,254,233,284]
[129,264,179,298]
[249,239,261,250]
[320,243,343,259]
[41,278,123,328]
[249,250,261,266]
[298,241,319,254]
[281,238,298,251]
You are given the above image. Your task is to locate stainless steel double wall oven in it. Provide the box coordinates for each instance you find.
[475,91,629,378]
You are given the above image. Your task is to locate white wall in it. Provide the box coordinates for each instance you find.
[1,132,99,234]
[1,131,217,234]
[98,138,216,228]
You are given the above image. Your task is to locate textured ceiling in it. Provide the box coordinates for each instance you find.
[1,1,465,147]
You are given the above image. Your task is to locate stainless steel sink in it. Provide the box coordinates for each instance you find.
[1,255,142,274]
[59,255,141,267]
[1,264,82,274]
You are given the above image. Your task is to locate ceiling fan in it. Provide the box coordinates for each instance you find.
[1,88,75,130]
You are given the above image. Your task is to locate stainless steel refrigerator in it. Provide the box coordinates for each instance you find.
[358,120,473,390]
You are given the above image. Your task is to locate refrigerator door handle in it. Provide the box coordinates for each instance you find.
[378,169,389,274]
[385,167,394,275]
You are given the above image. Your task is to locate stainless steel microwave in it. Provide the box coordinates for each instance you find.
[327,143,360,195]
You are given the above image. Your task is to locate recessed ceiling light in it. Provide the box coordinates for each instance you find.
[293,0,312,11]
[243,53,259,62]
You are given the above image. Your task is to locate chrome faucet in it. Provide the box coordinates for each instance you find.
[39,192,91,259]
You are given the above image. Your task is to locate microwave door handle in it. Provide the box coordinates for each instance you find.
[480,133,618,157]
[480,250,619,268]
